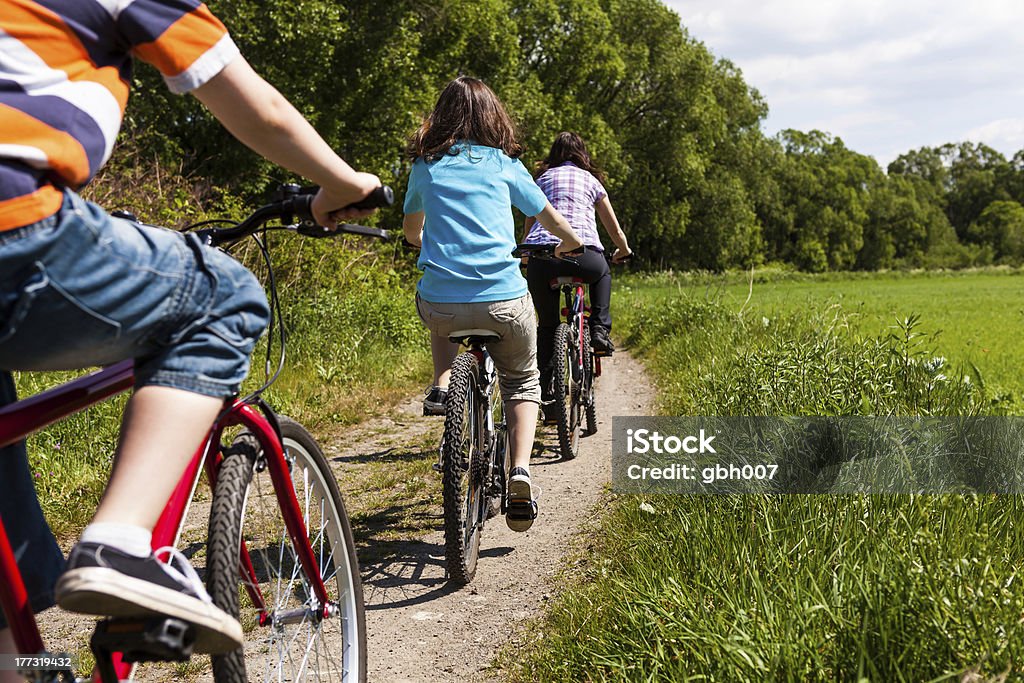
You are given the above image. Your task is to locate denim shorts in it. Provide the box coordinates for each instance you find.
[0,189,270,625]
[416,293,541,403]
[0,190,270,396]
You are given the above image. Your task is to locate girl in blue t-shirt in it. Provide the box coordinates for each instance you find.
[403,76,582,530]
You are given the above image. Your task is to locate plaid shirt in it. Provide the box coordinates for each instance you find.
[523,161,607,250]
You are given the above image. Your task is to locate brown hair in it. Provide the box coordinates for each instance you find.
[536,131,605,184]
[407,77,523,162]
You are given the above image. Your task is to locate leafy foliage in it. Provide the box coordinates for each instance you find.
[114,1,1024,271]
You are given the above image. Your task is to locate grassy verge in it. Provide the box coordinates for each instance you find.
[509,271,1024,681]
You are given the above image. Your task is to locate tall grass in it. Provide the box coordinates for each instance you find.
[510,281,1024,682]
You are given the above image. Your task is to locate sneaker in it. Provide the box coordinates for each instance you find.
[591,326,615,355]
[423,386,448,416]
[506,467,538,532]
[55,542,243,655]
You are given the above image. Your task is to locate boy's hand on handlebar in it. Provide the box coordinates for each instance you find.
[611,247,633,264]
[313,172,382,228]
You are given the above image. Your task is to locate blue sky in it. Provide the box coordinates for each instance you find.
[664,0,1024,167]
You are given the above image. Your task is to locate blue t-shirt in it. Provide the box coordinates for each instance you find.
[404,142,548,303]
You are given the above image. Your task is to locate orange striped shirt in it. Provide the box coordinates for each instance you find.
[0,0,239,230]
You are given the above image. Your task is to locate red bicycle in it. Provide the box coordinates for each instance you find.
[514,243,629,459]
[0,184,391,683]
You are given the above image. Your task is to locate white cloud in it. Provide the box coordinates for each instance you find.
[966,119,1024,156]
[664,0,1024,160]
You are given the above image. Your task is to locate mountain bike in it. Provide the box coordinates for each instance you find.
[440,331,515,585]
[513,243,594,460]
[0,183,391,682]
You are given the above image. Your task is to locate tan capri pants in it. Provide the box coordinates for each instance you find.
[416,293,541,404]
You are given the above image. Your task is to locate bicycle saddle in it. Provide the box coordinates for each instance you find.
[449,329,500,345]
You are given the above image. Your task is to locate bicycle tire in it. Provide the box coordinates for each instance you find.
[582,325,598,436]
[207,416,366,683]
[552,323,581,460]
[442,351,486,584]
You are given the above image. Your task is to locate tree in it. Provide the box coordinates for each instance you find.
[967,200,1024,263]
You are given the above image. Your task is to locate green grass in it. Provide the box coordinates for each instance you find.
[509,268,1024,682]
[623,268,1024,410]
[513,494,1024,682]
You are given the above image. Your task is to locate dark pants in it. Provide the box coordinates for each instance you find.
[525,247,611,399]
[0,372,65,629]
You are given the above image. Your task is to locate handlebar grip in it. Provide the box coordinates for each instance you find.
[346,185,394,211]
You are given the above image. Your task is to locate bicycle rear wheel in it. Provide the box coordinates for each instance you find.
[442,351,486,584]
[552,323,581,460]
[207,416,366,682]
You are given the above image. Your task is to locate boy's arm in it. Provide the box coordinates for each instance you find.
[404,212,425,247]
[595,196,631,262]
[192,57,379,228]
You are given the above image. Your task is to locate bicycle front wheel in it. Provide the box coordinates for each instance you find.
[207,416,366,683]
[582,324,598,436]
[552,323,581,460]
[442,351,486,584]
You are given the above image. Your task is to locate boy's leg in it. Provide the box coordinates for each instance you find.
[92,386,221,528]
[0,192,269,653]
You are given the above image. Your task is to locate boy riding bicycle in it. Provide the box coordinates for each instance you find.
[0,0,381,664]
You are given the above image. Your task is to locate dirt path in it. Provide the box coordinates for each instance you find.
[36,350,653,682]
[358,350,654,683]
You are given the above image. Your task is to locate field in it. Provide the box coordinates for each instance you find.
[622,268,1024,412]
[510,268,1024,682]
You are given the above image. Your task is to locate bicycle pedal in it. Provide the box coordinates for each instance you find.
[506,498,538,521]
[91,617,196,664]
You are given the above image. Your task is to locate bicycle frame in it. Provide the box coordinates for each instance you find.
[0,362,333,682]
[465,347,501,479]
[561,280,602,379]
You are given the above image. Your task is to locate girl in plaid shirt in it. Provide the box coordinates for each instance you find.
[522,132,632,420]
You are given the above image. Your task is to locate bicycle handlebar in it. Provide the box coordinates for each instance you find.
[608,251,634,264]
[194,184,394,247]
[511,243,584,264]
